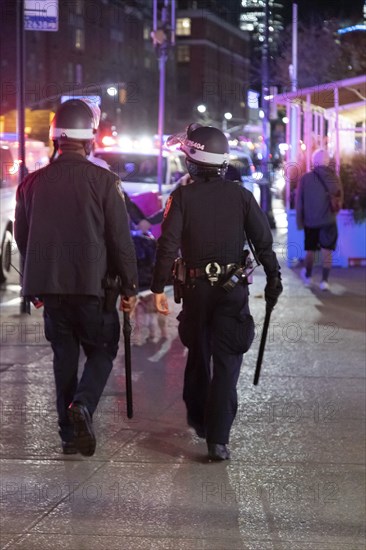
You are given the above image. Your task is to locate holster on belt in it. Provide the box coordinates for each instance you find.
[221,250,255,292]
[172,258,186,304]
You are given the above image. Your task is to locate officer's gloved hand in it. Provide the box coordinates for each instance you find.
[264,276,283,309]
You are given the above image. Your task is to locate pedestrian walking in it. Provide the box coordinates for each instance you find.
[151,124,282,461]
[296,149,343,290]
[14,99,138,456]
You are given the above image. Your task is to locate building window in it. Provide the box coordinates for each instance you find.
[143,24,150,40]
[75,28,85,50]
[177,45,190,63]
[176,18,191,36]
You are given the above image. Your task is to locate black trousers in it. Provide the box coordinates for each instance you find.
[43,295,120,442]
[178,280,254,444]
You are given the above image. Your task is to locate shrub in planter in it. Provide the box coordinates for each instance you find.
[340,153,366,223]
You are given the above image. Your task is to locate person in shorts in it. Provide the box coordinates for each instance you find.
[296,149,343,291]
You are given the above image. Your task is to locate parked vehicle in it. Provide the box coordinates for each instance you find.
[94,146,186,202]
[228,151,261,203]
[0,136,49,283]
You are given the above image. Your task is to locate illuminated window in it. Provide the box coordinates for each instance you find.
[75,28,84,49]
[176,18,191,36]
[143,24,150,40]
[177,45,190,63]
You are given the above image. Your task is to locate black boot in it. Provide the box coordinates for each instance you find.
[207,443,230,461]
[68,402,96,457]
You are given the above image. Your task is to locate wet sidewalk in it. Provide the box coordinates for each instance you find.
[0,222,365,549]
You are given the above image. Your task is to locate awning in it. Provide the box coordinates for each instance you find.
[274,75,366,120]
[273,75,366,209]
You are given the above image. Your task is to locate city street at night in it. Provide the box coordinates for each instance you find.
[1,215,365,549]
[1,0,365,548]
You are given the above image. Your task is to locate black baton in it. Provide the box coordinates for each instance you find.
[253,305,273,386]
[123,311,133,418]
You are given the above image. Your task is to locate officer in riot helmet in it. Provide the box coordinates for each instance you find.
[151,123,282,461]
[15,99,138,457]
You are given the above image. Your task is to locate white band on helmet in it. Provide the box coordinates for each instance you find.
[181,144,229,166]
[50,127,95,140]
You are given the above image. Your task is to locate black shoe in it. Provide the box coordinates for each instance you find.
[187,415,206,439]
[207,443,230,461]
[68,402,96,457]
[61,440,78,455]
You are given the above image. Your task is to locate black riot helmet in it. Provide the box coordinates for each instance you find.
[167,123,230,178]
[49,99,100,160]
[49,99,98,142]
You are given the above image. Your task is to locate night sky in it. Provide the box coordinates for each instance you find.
[282,0,365,25]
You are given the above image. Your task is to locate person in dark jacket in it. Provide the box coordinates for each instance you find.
[15,99,138,457]
[151,124,283,461]
[296,149,343,291]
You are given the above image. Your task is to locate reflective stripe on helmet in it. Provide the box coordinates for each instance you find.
[50,127,95,140]
[181,143,229,166]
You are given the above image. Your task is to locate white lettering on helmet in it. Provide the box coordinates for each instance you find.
[185,139,205,151]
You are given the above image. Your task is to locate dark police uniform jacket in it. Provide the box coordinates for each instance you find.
[15,152,138,298]
[151,176,279,292]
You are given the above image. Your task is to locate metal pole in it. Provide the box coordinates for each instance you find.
[305,93,311,172]
[157,50,166,195]
[153,0,175,196]
[285,101,291,210]
[16,0,26,181]
[260,0,275,228]
[334,86,340,176]
[290,3,298,163]
[17,0,29,315]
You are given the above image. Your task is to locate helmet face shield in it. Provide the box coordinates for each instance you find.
[49,99,98,141]
[166,124,229,167]
[166,131,187,148]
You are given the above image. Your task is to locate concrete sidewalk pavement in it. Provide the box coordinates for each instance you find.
[0,228,365,549]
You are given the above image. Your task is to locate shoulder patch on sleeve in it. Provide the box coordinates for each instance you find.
[115,180,125,202]
[163,195,173,219]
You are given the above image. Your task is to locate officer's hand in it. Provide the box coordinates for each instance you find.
[264,276,283,309]
[119,295,137,314]
[153,292,170,315]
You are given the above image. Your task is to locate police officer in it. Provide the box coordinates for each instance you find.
[15,99,138,457]
[151,124,282,461]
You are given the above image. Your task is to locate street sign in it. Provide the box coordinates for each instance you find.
[24,0,58,32]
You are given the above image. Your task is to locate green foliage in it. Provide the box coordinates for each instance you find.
[340,153,366,223]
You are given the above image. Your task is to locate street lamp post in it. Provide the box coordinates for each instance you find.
[260,0,276,228]
[152,0,175,195]
[222,112,232,132]
[16,0,30,314]
[16,0,26,182]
